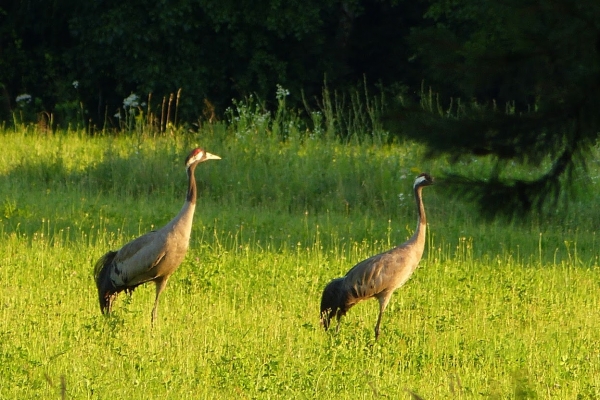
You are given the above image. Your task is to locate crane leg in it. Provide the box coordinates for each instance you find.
[374,312,383,340]
[151,278,168,324]
[374,296,390,340]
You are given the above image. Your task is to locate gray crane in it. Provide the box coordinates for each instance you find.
[94,147,221,322]
[320,173,434,339]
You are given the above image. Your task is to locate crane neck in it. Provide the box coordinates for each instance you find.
[415,186,426,225]
[411,185,427,243]
[186,163,197,205]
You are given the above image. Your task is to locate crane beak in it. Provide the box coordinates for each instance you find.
[203,152,221,161]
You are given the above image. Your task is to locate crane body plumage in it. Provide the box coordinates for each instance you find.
[94,148,220,322]
[320,173,433,339]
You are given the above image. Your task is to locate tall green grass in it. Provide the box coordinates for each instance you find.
[0,109,599,398]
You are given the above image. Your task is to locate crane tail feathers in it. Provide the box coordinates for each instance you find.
[94,251,118,315]
[320,278,346,331]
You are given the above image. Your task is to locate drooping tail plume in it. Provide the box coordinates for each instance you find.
[320,278,346,331]
[93,251,118,314]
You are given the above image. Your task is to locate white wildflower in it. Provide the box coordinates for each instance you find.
[275,84,290,100]
[123,93,139,108]
[72,80,79,89]
[16,94,32,104]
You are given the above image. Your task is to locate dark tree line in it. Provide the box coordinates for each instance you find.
[0,0,425,125]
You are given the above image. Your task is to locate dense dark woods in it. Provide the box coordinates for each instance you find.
[1,0,599,217]
[391,0,600,218]
[0,0,425,124]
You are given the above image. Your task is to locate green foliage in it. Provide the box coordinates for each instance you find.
[413,0,600,105]
[0,0,80,123]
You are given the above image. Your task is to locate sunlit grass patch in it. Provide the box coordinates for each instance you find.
[0,126,599,398]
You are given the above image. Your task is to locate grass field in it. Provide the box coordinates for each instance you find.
[1,121,599,399]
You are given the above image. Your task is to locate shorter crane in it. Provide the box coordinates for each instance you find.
[320,173,433,339]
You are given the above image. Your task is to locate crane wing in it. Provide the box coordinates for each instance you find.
[344,250,411,300]
[113,231,157,261]
[345,253,387,299]
[110,230,168,287]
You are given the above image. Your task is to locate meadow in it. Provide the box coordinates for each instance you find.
[1,109,599,399]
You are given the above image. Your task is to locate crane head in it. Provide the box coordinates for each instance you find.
[185,148,221,169]
[413,172,434,189]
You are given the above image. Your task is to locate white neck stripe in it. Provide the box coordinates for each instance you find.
[413,176,427,188]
